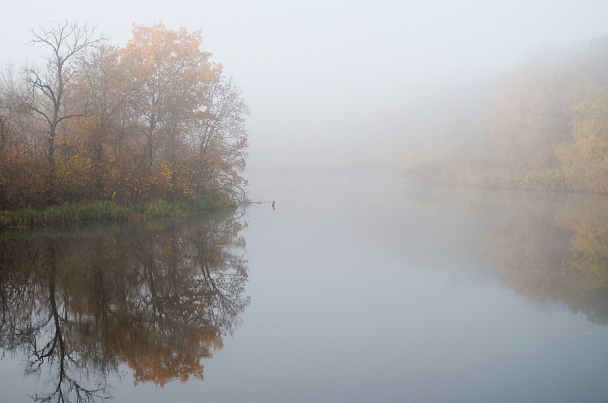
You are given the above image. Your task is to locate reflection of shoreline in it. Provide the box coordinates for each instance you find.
[404,184,608,325]
[0,210,250,401]
[0,207,241,242]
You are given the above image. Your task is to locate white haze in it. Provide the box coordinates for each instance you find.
[2,0,608,176]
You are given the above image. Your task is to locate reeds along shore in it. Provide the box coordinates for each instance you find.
[0,192,234,229]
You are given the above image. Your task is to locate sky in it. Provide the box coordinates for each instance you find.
[2,0,608,175]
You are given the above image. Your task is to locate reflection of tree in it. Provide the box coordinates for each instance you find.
[486,193,608,325]
[405,185,608,325]
[0,210,249,401]
[561,221,608,291]
[489,211,571,302]
[557,217,608,324]
[29,241,110,402]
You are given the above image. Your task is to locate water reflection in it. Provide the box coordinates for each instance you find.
[0,210,249,402]
[405,184,608,325]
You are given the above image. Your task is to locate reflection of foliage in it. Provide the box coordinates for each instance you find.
[0,210,249,401]
[561,221,608,291]
[489,212,571,303]
[485,192,608,325]
[557,217,608,324]
[405,185,608,325]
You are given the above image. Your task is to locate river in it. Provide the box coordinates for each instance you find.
[1,175,607,402]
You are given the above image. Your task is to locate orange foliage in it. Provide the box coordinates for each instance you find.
[0,22,248,209]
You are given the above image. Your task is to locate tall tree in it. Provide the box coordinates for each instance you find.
[76,44,129,197]
[489,66,570,170]
[119,23,249,203]
[0,66,45,208]
[120,24,213,173]
[24,21,102,202]
[195,70,249,199]
[0,22,249,208]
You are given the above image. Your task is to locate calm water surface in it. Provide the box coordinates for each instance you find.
[1,175,608,402]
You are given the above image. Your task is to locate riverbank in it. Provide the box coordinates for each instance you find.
[405,156,608,194]
[0,192,235,229]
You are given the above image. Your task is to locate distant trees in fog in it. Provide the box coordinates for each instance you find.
[0,21,248,209]
[407,36,608,194]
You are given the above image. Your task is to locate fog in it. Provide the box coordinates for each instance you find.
[3,0,608,176]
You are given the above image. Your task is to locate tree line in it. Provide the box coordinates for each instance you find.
[406,36,608,194]
[0,22,248,210]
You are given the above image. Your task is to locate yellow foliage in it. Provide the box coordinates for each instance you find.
[0,22,248,208]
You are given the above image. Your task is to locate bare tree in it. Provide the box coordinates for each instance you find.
[24,21,103,200]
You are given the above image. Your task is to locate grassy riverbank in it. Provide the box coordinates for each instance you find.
[0,192,235,229]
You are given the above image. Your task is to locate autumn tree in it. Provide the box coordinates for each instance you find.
[0,66,47,208]
[555,80,608,192]
[554,37,608,193]
[407,36,608,194]
[24,21,103,203]
[489,66,570,170]
[194,70,249,200]
[118,23,212,202]
[0,22,249,208]
[73,44,129,199]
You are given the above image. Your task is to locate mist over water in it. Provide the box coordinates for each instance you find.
[3,1,608,177]
[1,2,608,401]
[0,176,607,401]
[225,175,608,402]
